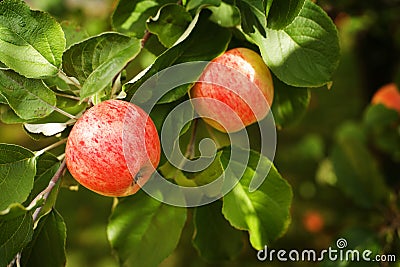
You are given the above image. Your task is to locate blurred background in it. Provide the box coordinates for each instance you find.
[2,0,400,266]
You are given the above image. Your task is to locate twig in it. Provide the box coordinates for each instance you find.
[141,31,152,48]
[35,139,67,157]
[184,118,199,159]
[31,158,67,223]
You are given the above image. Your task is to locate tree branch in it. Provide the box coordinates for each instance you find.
[31,158,67,223]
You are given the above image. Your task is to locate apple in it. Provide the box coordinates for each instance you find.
[65,100,160,197]
[303,210,324,233]
[371,83,400,115]
[190,47,274,133]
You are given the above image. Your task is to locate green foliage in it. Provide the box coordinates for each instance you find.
[0,0,346,266]
[0,144,36,211]
[107,191,187,267]
[221,148,292,249]
[0,0,65,78]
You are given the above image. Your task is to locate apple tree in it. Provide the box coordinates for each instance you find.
[0,0,340,266]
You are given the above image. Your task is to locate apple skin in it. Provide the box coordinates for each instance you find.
[371,83,400,115]
[65,100,160,197]
[190,48,274,133]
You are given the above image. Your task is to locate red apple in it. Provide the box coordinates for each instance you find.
[65,100,160,197]
[303,210,324,233]
[371,83,400,115]
[190,47,274,133]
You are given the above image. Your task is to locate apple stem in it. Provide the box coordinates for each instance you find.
[35,139,67,157]
[30,158,67,224]
[51,105,79,120]
[55,92,82,101]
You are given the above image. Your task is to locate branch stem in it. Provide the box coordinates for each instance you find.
[31,158,67,223]
[35,139,67,157]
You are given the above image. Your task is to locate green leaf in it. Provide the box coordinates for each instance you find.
[0,70,57,120]
[267,0,305,29]
[126,12,231,102]
[221,148,292,250]
[208,2,241,28]
[236,0,267,35]
[62,32,141,99]
[21,209,66,267]
[107,190,187,267]
[271,75,311,128]
[111,0,176,37]
[0,0,65,78]
[331,122,389,208]
[193,200,243,262]
[147,4,192,48]
[252,0,340,87]
[0,144,36,211]
[0,202,42,221]
[186,0,220,11]
[0,213,33,267]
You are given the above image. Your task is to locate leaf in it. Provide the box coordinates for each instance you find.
[0,70,57,120]
[0,0,65,78]
[20,209,66,267]
[186,0,220,11]
[208,2,241,28]
[236,0,267,35]
[24,123,67,136]
[0,144,36,211]
[193,200,244,262]
[252,0,340,87]
[126,12,231,103]
[147,4,192,48]
[271,75,311,128]
[107,190,187,267]
[111,0,176,37]
[267,0,305,29]
[62,32,141,99]
[221,148,292,250]
[0,213,33,267]
[331,122,389,208]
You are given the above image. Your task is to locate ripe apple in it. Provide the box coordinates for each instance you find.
[190,47,274,133]
[371,83,400,115]
[65,100,160,197]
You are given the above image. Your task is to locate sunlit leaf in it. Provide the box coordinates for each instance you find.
[62,32,141,99]
[0,0,65,78]
[252,0,340,87]
[221,148,292,249]
[0,70,56,120]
